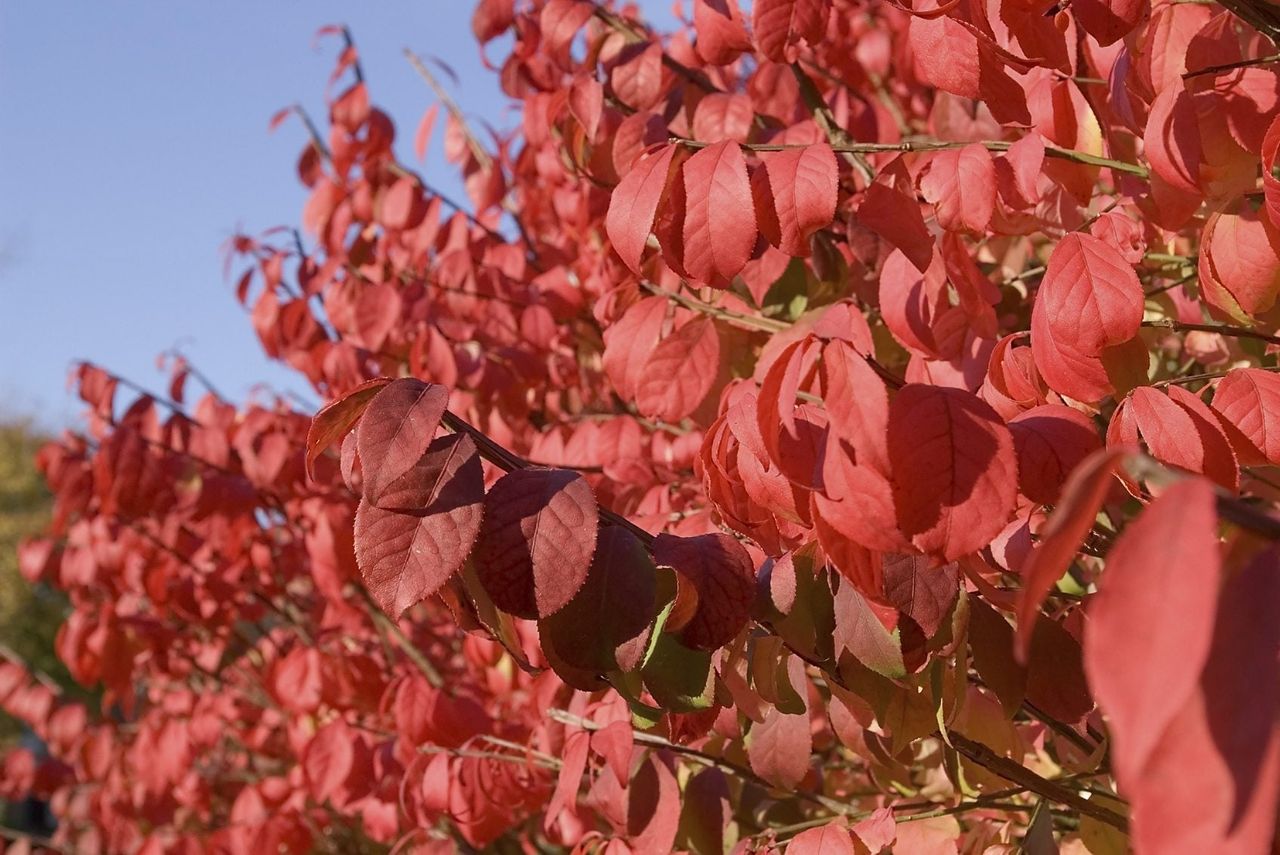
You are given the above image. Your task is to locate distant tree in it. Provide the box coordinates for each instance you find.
[0,420,67,737]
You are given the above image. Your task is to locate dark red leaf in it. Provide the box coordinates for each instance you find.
[472,468,598,619]
[356,379,450,506]
[654,532,756,650]
[354,433,484,618]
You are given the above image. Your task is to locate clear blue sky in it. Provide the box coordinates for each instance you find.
[0,2,674,428]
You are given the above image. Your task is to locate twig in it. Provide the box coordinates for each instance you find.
[1153,363,1280,388]
[404,50,491,170]
[1183,51,1280,79]
[639,282,905,388]
[0,642,62,694]
[790,63,875,183]
[947,732,1128,831]
[590,5,722,94]
[1142,318,1280,346]
[670,137,1149,178]
[440,410,657,546]
[361,589,444,688]
[548,708,852,816]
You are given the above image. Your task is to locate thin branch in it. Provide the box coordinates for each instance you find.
[670,137,1149,178]
[947,732,1128,831]
[361,589,444,688]
[1142,318,1280,347]
[639,282,905,388]
[1184,51,1280,79]
[790,63,875,182]
[590,5,722,94]
[548,708,852,816]
[0,642,62,694]
[440,410,657,546]
[404,50,490,170]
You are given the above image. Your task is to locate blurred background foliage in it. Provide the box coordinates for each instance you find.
[0,419,71,743]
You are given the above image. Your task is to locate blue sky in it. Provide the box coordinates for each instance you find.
[0,2,674,428]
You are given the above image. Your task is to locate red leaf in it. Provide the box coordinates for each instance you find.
[1015,447,1127,660]
[356,379,450,506]
[753,0,830,63]
[881,554,959,638]
[1126,547,1280,854]
[746,658,812,787]
[414,103,440,162]
[304,719,354,803]
[681,140,757,287]
[1264,114,1280,229]
[611,42,665,111]
[569,75,604,141]
[654,532,756,650]
[788,822,857,855]
[540,0,594,67]
[1073,0,1149,45]
[590,721,635,785]
[1211,368,1280,466]
[693,0,752,65]
[1009,404,1103,504]
[1198,203,1280,323]
[627,754,681,853]
[539,527,656,674]
[1084,478,1220,782]
[758,142,838,257]
[472,0,515,43]
[691,92,754,144]
[908,15,1030,126]
[821,339,889,474]
[354,433,484,618]
[1113,386,1238,491]
[306,377,392,480]
[545,730,590,829]
[1143,83,1202,196]
[602,296,668,401]
[635,316,721,422]
[352,281,403,351]
[918,144,996,235]
[886,385,1017,561]
[1030,234,1144,403]
[606,144,678,274]
[856,180,935,274]
[472,468,599,619]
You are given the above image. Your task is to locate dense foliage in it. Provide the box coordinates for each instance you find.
[6,0,1280,851]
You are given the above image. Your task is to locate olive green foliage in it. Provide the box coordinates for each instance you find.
[0,420,66,742]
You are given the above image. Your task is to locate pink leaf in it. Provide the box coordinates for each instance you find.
[1030,234,1144,403]
[606,144,678,274]
[918,144,996,234]
[758,142,839,257]
[1084,478,1220,783]
[681,140,757,287]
